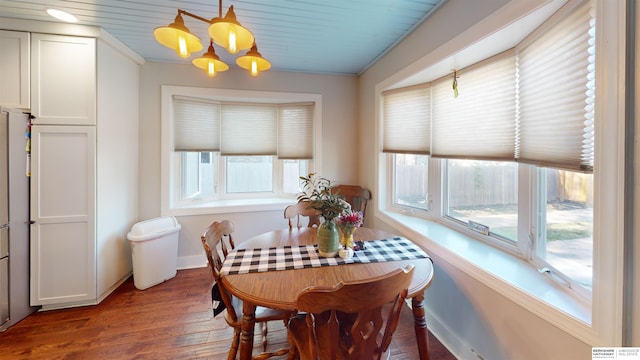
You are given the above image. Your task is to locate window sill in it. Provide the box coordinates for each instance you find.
[378,210,594,342]
[162,197,296,216]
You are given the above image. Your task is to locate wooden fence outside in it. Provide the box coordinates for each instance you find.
[396,163,593,208]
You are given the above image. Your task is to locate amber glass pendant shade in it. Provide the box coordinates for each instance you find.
[236,43,271,76]
[192,41,229,77]
[208,5,254,54]
[154,13,203,58]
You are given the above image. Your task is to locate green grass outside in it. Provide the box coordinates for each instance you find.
[493,221,591,241]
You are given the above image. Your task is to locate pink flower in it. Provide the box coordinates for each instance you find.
[337,211,363,228]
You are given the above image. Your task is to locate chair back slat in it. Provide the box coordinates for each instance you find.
[292,264,414,360]
[331,185,372,219]
[284,201,322,229]
[201,220,238,323]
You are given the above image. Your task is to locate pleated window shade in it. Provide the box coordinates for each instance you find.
[431,50,517,160]
[382,84,431,154]
[220,103,278,156]
[380,2,594,173]
[173,96,221,152]
[173,98,314,159]
[516,2,595,173]
[278,103,314,159]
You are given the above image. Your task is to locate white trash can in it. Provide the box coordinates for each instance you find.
[127,216,181,290]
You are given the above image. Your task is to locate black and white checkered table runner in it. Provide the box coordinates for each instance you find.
[220,237,430,275]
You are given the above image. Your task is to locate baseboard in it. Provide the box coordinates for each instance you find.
[404,299,477,359]
[39,271,133,311]
[97,271,132,303]
[425,306,479,360]
[178,255,207,270]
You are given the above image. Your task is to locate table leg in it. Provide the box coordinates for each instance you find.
[411,293,431,360]
[239,301,257,360]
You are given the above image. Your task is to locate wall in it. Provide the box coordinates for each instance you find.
[96,37,140,296]
[138,63,358,260]
[359,0,604,358]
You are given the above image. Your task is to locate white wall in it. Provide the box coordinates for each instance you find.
[138,63,358,262]
[96,38,140,296]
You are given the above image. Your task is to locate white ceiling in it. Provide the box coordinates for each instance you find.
[0,0,447,75]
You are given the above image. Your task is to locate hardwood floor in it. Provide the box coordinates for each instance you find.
[0,267,456,360]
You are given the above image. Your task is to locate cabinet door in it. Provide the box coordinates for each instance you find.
[30,125,96,307]
[31,34,96,125]
[0,30,29,109]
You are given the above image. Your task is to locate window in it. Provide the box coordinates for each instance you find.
[283,159,309,195]
[161,87,322,214]
[382,85,431,212]
[379,0,624,347]
[176,151,307,202]
[393,154,429,210]
[225,156,273,194]
[534,168,593,290]
[445,160,519,243]
[179,151,215,201]
[382,0,596,296]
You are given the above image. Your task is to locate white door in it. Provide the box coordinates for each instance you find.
[30,125,96,306]
[31,34,96,125]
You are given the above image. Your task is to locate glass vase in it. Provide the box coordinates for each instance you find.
[317,219,339,257]
[341,226,356,249]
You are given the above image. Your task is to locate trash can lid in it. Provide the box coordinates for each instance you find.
[127,216,181,242]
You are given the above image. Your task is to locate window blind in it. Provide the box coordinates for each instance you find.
[382,84,431,155]
[431,50,517,160]
[173,97,315,158]
[173,96,220,152]
[220,103,278,156]
[516,1,595,172]
[278,103,314,159]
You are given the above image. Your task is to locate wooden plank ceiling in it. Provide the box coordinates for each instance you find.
[0,0,446,75]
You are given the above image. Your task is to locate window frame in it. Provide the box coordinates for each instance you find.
[440,159,526,255]
[160,86,323,216]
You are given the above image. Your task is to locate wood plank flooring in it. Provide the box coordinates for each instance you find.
[0,267,456,359]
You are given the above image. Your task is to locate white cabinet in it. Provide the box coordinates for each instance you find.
[30,126,96,306]
[28,34,98,307]
[30,34,96,125]
[0,30,30,109]
[1,19,142,309]
[25,31,140,309]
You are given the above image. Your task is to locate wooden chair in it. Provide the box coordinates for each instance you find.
[286,264,415,360]
[201,220,294,360]
[284,201,321,230]
[331,185,372,219]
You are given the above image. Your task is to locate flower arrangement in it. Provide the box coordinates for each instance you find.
[297,173,350,221]
[337,210,363,249]
[337,211,363,232]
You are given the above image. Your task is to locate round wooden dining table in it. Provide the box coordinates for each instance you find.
[220,226,435,360]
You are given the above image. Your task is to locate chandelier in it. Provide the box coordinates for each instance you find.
[153,0,271,77]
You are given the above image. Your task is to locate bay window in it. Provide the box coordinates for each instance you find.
[383,0,595,299]
[161,86,320,214]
